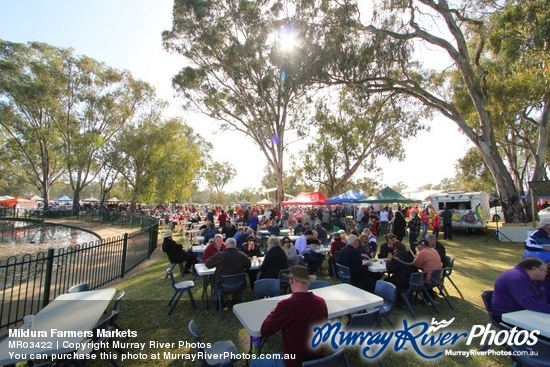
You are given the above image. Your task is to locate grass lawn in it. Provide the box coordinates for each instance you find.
[89,227,528,367]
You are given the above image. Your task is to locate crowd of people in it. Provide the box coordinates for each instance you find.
[158,200,550,366]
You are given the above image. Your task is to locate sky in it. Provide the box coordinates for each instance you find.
[0,0,472,194]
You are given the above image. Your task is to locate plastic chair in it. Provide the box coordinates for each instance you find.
[279,268,290,294]
[499,322,550,367]
[331,251,341,280]
[67,283,89,293]
[444,255,463,299]
[480,290,502,351]
[166,268,196,316]
[400,272,439,319]
[302,348,350,367]
[309,280,330,290]
[188,319,238,367]
[335,263,352,284]
[164,261,185,279]
[97,290,126,334]
[348,308,380,328]
[429,269,454,309]
[374,280,397,328]
[90,310,125,366]
[217,273,246,320]
[254,278,281,299]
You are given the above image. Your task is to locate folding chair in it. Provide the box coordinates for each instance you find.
[216,273,246,320]
[166,268,196,316]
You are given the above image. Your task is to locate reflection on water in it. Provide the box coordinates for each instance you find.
[0,221,100,259]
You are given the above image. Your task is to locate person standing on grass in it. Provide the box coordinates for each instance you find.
[432,212,441,239]
[407,210,421,254]
[251,265,327,367]
[441,206,453,240]
[392,210,407,241]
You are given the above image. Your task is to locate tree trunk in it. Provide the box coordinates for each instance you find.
[476,138,527,223]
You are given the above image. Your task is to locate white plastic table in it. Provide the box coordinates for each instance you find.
[233,283,383,338]
[502,309,550,338]
[0,288,116,365]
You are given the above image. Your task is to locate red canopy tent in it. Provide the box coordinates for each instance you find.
[280,192,328,206]
[0,197,38,209]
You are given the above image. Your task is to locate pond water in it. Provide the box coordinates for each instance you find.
[0,221,100,259]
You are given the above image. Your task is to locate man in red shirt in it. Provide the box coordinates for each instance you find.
[253,265,328,367]
[201,234,226,263]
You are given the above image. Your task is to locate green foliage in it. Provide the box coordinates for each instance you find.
[454,148,496,193]
[115,117,205,207]
[204,161,235,194]
[301,86,427,195]
[0,40,68,206]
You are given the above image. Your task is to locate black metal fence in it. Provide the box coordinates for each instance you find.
[0,209,159,336]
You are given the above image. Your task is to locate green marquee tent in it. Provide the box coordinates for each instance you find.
[359,186,419,204]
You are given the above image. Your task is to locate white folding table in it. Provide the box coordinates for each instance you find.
[502,309,550,338]
[0,288,116,365]
[233,283,383,338]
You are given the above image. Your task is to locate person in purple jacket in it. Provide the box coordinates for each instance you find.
[492,257,550,322]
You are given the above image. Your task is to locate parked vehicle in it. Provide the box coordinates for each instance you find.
[428,191,491,230]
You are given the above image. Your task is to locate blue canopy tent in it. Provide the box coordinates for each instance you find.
[326,189,367,204]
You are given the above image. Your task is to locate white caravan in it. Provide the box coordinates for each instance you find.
[428,191,491,230]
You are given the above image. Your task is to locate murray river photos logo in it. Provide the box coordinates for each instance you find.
[310,318,540,360]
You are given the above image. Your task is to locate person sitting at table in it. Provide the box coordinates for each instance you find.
[385,240,417,294]
[426,234,447,267]
[241,235,262,257]
[252,265,327,367]
[412,239,442,286]
[328,232,347,276]
[338,234,378,292]
[241,235,262,287]
[379,233,397,259]
[358,233,377,259]
[314,222,328,245]
[161,230,198,274]
[293,219,306,235]
[205,237,251,308]
[523,218,550,262]
[201,222,220,245]
[268,220,281,236]
[259,236,288,279]
[249,212,260,232]
[237,228,254,247]
[295,230,324,274]
[202,234,226,263]
[492,257,550,322]
[225,223,238,239]
[282,236,299,266]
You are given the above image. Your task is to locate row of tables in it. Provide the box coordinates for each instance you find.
[1,286,550,366]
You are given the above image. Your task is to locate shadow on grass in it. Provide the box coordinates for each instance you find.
[87,230,527,367]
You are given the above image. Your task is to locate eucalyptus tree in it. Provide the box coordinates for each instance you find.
[300,86,427,196]
[163,0,324,205]
[0,41,67,209]
[304,0,548,223]
[453,147,496,194]
[114,111,206,209]
[205,161,235,194]
[54,55,156,213]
